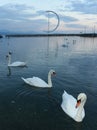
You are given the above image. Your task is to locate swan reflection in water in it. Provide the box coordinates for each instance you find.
[7,65,28,77]
[7,66,11,76]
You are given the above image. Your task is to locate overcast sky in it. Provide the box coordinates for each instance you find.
[0,0,97,34]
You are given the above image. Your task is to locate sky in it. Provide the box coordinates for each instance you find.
[0,0,97,34]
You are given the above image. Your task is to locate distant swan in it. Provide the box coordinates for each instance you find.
[61,91,87,122]
[6,52,26,67]
[21,69,56,88]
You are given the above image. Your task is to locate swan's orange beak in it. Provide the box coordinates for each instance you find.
[76,99,81,108]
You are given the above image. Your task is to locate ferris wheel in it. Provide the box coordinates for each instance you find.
[45,10,60,33]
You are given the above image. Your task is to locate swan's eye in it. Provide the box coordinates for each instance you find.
[9,52,12,55]
[53,72,56,75]
[77,99,81,103]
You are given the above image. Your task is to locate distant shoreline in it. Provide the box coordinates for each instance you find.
[2,33,97,38]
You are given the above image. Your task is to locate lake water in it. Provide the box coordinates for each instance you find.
[0,36,97,130]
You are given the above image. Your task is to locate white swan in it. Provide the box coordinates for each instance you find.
[61,91,87,122]
[21,69,56,88]
[6,52,26,67]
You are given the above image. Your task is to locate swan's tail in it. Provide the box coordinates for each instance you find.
[21,77,28,84]
[21,77,25,81]
[63,90,67,94]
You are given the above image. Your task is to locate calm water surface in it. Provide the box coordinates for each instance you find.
[0,36,97,130]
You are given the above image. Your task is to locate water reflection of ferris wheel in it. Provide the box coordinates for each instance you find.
[45,11,60,59]
[45,10,60,33]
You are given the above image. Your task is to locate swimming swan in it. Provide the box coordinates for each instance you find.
[6,52,26,67]
[61,91,87,122]
[21,69,56,88]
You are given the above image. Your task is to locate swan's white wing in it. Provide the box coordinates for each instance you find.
[61,91,77,119]
[22,77,49,87]
[31,77,49,87]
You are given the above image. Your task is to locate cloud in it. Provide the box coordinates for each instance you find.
[60,15,78,22]
[36,10,60,21]
[59,0,97,15]
[0,4,35,21]
[66,23,85,29]
[68,0,97,14]
[0,3,49,33]
[0,1,97,34]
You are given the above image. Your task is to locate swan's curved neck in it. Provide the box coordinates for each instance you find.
[48,72,52,87]
[75,100,86,122]
[8,54,11,65]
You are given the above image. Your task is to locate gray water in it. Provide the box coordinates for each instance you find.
[0,36,97,130]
